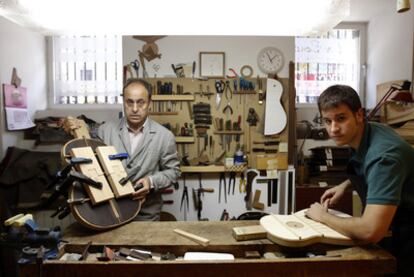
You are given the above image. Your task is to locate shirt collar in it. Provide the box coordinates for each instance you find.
[126,117,148,134]
[350,122,370,163]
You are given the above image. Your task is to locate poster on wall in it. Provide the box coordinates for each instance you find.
[2,84,35,130]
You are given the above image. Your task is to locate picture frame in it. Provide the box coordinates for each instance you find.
[199,52,225,78]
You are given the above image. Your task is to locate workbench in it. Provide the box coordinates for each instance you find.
[20,221,396,277]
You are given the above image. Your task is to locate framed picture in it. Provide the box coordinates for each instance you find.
[199,52,225,78]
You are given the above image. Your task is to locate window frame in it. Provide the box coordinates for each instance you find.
[295,22,367,108]
[46,36,123,110]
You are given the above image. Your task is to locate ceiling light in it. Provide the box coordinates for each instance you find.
[0,0,350,36]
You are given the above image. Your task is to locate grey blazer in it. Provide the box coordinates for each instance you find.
[98,117,180,221]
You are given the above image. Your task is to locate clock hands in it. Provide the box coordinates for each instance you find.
[266,51,279,63]
[266,52,272,62]
[269,54,278,62]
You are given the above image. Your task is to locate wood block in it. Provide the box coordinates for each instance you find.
[71,147,114,204]
[96,146,135,198]
[232,225,267,241]
[173,228,210,246]
[244,251,261,259]
[276,153,288,170]
[252,190,264,210]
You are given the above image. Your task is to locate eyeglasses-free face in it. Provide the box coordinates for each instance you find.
[123,83,151,130]
[320,103,364,149]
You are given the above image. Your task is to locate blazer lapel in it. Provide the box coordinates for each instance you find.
[118,119,132,155]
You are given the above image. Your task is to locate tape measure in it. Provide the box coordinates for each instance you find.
[240,65,253,78]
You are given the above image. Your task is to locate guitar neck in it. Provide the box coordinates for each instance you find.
[73,119,91,139]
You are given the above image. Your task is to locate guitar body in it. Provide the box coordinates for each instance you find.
[264,79,287,135]
[62,138,141,231]
[260,209,355,247]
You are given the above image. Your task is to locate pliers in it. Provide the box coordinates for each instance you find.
[219,172,227,203]
[228,172,236,195]
[224,80,233,100]
[180,175,189,212]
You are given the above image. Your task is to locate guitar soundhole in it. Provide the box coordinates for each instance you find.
[286,221,304,229]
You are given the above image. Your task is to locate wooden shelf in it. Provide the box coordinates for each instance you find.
[233,90,257,94]
[152,95,195,101]
[150,112,178,115]
[175,136,195,143]
[194,92,214,96]
[180,165,225,173]
[180,165,248,173]
[214,131,244,135]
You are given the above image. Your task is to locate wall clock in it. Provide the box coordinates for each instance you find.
[257,47,284,75]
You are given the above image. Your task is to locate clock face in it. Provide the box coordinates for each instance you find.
[257,47,284,74]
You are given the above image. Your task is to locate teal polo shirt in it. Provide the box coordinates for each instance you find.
[349,122,414,210]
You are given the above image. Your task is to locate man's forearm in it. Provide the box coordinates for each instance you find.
[339,179,352,190]
[320,204,396,243]
[320,212,372,242]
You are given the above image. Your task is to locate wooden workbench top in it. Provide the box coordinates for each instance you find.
[64,220,267,246]
[21,221,395,277]
[63,221,394,261]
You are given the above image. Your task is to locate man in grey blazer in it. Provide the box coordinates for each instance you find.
[66,78,180,221]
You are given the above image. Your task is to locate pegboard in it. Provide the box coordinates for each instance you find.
[145,77,290,169]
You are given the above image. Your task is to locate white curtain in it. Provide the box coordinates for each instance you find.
[53,35,122,104]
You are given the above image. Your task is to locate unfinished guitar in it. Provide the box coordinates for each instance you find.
[260,209,355,247]
[60,119,141,230]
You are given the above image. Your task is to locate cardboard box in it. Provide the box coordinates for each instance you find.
[256,153,288,170]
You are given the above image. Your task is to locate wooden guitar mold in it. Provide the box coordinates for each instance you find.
[264,79,287,135]
[260,209,355,247]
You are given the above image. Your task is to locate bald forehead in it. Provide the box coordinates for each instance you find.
[123,83,149,99]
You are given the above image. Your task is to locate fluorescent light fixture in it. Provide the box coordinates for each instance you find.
[0,0,350,36]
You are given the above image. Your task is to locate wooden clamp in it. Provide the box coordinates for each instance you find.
[96,146,135,198]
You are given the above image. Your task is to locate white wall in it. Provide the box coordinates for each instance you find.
[123,36,294,79]
[0,16,47,158]
[365,1,414,108]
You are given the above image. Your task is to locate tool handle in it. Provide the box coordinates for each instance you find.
[160,188,174,194]
[201,188,214,193]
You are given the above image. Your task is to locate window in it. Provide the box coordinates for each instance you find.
[51,35,123,105]
[295,26,365,104]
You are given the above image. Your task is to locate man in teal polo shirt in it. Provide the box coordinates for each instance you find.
[306,84,414,275]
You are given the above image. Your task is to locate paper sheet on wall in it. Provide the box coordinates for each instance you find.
[2,84,35,130]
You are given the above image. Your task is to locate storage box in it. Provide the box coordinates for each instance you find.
[256,153,288,170]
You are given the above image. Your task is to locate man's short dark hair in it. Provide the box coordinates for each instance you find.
[122,78,152,99]
[318,85,362,113]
